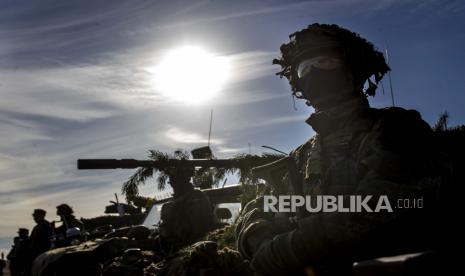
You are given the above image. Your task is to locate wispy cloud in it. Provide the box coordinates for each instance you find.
[227,51,277,83]
[216,146,250,154]
[225,114,309,132]
[164,127,223,145]
[0,115,55,149]
[151,1,322,30]
[0,68,121,121]
[0,48,278,118]
[408,0,465,14]
[218,90,288,106]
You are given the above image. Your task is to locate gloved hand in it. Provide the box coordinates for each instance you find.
[237,218,275,259]
[236,208,296,260]
[250,231,306,276]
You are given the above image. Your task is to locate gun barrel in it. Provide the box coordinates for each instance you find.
[78,159,153,169]
[77,159,243,170]
[251,156,289,175]
[202,184,242,204]
[251,156,289,188]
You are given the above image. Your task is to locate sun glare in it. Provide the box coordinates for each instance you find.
[153,46,230,104]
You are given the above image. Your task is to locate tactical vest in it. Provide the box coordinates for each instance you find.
[291,109,374,197]
[288,107,441,218]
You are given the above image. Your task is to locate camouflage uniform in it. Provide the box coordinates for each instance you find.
[236,99,442,275]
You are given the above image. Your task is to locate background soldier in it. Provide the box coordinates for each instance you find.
[53,204,84,247]
[55,204,84,232]
[7,228,30,276]
[0,252,6,276]
[157,167,214,252]
[236,23,442,275]
[30,209,53,263]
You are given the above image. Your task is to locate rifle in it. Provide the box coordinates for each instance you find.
[251,156,303,195]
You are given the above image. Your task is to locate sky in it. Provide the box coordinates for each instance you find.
[1,0,464,254]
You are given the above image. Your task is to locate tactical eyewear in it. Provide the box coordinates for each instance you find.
[296,56,344,78]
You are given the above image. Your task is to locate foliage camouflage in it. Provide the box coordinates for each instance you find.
[122,149,282,201]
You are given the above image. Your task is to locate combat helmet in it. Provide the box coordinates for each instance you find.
[273,23,390,98]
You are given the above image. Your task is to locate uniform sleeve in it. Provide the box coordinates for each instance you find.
[263,109,441,268]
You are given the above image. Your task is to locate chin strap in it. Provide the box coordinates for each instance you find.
[365,78,377,97]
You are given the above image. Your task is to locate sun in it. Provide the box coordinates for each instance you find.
[153,46,230,104]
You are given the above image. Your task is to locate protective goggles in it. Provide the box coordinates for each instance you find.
[295,56,344,78]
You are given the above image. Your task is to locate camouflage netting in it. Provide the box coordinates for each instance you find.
[204,225,237,249]
[102,251,159,276]
[144,241,251,276]
[122,150,282,200]
[102,225,251,276]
